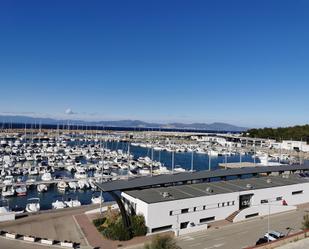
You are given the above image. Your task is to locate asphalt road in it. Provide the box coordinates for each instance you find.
[177,207,309,249]
[0,237,54,249]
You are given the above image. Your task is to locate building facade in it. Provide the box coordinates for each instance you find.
[122,175,309,235]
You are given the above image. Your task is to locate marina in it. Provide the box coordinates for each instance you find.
[0,128,308,213]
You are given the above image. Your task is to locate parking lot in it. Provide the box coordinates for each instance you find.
[177,205,309,249]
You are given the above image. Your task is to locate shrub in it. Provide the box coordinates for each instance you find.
[131,215,147,237]
[93,217,106,228]
[101,217,131,241]
[94,212,147,241]
[144,235,181,249]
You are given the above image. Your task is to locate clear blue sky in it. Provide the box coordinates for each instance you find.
[0,0,308,127]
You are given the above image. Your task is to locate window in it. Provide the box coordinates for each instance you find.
[232,201,235,205]
[292,190,303,195]
[181,208,189,214]
[180,222,189,229]
[169,211,173,216]
[193,207,197,212]
[200,216,215,223]
[276,197,282,201]
[151,225,172,233]
[261,199,268,204]
[222,202,225,207]
[227,202,230,206]
[218,203,220,208]
[203,205,206,210]
[245,213,259,219]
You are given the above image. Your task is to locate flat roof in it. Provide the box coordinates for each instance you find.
[95,164,309,192]
[124,175,308,204]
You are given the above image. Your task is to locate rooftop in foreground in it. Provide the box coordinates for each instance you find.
[95,164,309,192]
[124,175,308,204]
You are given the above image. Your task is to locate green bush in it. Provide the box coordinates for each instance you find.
[101,218,131,241]
[131,214,147,237]
[94,213,147,241]
[93,217,106,227]
[144,235,181,249]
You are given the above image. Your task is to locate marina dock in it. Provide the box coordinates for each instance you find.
[218,162,258,169]
[0,175,129,189]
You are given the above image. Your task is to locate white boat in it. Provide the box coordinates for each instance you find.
[25,198,40,213]
[37,184,48,192]
[28,166,39,175]
[3,175,14,185]
[57,181,67,191]
[88,179,97,190]
[41,172,52,181]
[52,200,67,209]
[16,185,27,196]
[91,195,104,204]
[65,198,81,208]
[2,185,15,197]
[68,181,78,190]
[74,168,87,179]
[208,150,219,157]
[174,166,186,172]
[77,179,89,189]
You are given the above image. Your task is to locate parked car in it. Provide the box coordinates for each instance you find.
[256,237,268,245]
[264,231,285,241]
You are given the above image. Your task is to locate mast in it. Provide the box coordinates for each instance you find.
[127,142,130,179]
[171,150,175,173]
[190,150,194,172]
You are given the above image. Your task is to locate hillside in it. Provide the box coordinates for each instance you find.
[247,125,309,143]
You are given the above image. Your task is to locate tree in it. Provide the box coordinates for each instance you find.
[131,214,147,236]
[144,235,181,249]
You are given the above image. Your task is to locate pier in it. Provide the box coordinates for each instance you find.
[0,175,129,189]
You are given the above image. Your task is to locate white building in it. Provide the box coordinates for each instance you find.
[122,175,309,236]
[270,140,309,152]
[190,135,236,148]
[281,140,309,152]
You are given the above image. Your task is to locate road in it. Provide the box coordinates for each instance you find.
[0,237,54,249]
[177,206,309,249]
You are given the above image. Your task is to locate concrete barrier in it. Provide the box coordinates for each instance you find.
[41,238,54,245]
[5,232,16,239]
[23,235,35,242]
[0,229,79,249]
[60,241,74,248]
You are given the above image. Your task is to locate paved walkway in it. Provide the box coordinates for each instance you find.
[0,205,97,248]
[278,237,309,249]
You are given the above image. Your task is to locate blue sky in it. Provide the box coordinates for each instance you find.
[0,0,308,127]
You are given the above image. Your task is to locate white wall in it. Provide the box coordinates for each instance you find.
[280,140,309,152]
[122,181,309,235]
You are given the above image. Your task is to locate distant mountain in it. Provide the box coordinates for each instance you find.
[0,115,247,132]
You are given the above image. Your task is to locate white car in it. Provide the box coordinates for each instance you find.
[264,231,285,241]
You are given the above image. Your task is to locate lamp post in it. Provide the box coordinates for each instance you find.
[267,201,270,241]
